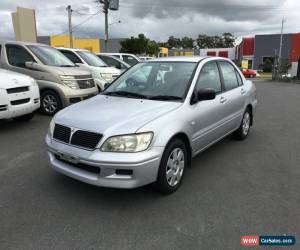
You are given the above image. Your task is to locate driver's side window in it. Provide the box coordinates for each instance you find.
[196,62,222,93]
[6,45,35,68]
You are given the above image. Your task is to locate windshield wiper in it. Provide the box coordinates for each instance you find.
[104,91,148,99]
[149,95,183,101]
[59,65,74,67]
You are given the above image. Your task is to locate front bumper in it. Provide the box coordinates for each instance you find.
[0,86,40,119]
[46,135,164,189]
[62,86,99,106]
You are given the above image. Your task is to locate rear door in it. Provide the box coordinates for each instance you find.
[217,61,246,131]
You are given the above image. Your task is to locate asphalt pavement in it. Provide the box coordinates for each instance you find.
[0,80,299,250]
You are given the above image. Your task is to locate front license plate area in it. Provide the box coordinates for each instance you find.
[57,152,79,164]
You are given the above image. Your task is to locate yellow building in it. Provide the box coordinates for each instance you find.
[159,47,169,57]
[173,50,194,56]
[11,7,37,42]
[50,35,101,53]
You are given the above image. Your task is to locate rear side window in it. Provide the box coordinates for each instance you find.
[0,45,1,58]
[123,55,138,66]
[196,62,222,93]
[6,45,35,68]
[235,70,243,86]
[60,50,82,64]
[100,56,123,69]
[219,61,239,91]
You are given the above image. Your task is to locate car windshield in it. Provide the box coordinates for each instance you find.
[77,51,107,67]
[103,62,197,101]
[27,45,75,67]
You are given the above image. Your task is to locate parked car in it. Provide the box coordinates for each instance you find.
[139,56,155,61]
[97,54,130,72]
[46,57,257,193]
[0,69,40,121]
[0,41,98,115]
[58,48,121,91]
[100,53,141,66]
[242,68,257,78]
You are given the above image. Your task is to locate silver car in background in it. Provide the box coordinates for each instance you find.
[46,56,257,193]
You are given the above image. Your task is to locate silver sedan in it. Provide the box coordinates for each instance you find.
[46,56,257,194]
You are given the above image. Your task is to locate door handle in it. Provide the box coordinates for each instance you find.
[241,88,246,95]
[220,96,227,104]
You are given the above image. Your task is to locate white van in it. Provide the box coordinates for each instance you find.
[0,69,39,121]
[58,48,121,91]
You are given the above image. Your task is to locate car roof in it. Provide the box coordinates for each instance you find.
[0,40,51,47]
[149,56,205,62]
[149,56,232,63]
[56,47,88,52]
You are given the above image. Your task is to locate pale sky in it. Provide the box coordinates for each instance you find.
[0,0,299,42]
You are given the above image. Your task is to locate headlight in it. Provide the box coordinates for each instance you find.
[100,73,113,82]
[100,132,153,152]
[60,75,79,89]
[48,118,55,137]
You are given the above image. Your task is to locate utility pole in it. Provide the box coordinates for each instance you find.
[102,0,109,52]
[66,5,73,48]
[277,18,285,78]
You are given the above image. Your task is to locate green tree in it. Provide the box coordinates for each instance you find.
[181,36,194,49]
[120,34,159,56]
[221,32,235,48]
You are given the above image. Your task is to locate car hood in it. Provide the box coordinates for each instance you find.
[46,66,91,76]
[0,69,34,89]
[55,95,182,135]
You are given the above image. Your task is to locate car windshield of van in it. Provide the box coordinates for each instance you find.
[76,51,108,67]
[103,62,197,101]
[28,45,75,67]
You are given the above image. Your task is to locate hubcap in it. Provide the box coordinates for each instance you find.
[242,112,250,135]
[166,148,185,187]
[42,94,58,114]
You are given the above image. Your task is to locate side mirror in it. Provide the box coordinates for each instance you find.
[25,61,44,72]
[197,88,216,101]
[191,88,216,104]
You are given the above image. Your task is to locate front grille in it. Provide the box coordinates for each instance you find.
[54,154,100,174]
[10,98,30,105]
[77,79,95,89]
[74,75,92,80]
[71,130,102,149]
[53,124,102,150]
[7,86,29,94]
[53,124,71,143]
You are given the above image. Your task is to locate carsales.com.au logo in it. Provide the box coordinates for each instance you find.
[241,235,296,247]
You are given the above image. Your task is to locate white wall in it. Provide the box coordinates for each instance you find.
[199,48,236,60]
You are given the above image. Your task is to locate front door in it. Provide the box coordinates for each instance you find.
[190,61,228,153]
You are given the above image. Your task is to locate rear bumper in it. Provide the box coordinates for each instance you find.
[46,135,164,189]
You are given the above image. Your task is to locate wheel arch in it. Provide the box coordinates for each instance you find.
[166,132,192,167]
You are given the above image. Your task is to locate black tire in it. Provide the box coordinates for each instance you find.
[13,112,34,122]
[40,90,62,116]
[235,108,252,140]
[156,138,187,194]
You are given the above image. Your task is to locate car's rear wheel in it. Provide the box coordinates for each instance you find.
[156,138,187,194]
[40,90,62,116]
[235,108,251,140]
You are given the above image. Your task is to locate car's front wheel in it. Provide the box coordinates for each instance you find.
[156,138,187,194]
[40,90,62,116]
